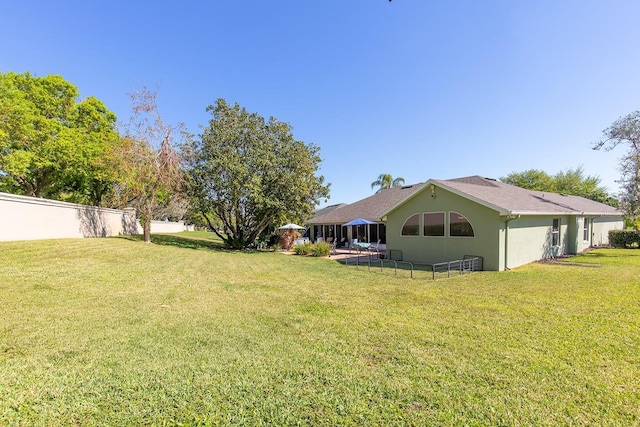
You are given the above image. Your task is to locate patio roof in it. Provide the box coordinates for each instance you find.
[313,203,347,218]
[307,183,426,225]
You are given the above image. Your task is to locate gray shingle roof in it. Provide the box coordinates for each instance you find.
[313,203,348,218]
[307,183,426,224]
[431,176,621,216]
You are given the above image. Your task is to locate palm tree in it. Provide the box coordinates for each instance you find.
[371,173,405,194]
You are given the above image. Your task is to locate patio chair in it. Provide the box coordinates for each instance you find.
[368,240,382,257]
[329,239,338,256]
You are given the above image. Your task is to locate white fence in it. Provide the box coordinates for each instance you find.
[0,192,190,242]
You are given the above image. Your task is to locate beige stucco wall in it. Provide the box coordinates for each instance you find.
[0,192,189,242]
[150,220,191,233]
[385,187,501,270]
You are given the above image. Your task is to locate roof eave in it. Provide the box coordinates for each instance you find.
[506,210,623,217]
[379,180,435,217]
[379,178,513,217]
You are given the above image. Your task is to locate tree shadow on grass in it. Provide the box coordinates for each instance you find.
[117,233,226,251]
[116,233,276,255]
[579,252,609,258]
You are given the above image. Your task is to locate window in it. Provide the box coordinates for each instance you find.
[449,212,475,237]
[401,214,420,236]
[423,212,445,236]
[583,218,589,241]
[552,218,560,246]
[370,223,379,243]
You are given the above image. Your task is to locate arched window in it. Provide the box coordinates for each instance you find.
[401,214,420,236]
[449,212,474,237]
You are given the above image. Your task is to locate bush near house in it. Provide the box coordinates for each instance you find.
[293,241,331,257]
[293,242,313,255]
[609,230,640,248]
[310,241,331,257]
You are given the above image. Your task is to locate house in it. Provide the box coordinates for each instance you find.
[306,183,426,245]
[380,176,623,271]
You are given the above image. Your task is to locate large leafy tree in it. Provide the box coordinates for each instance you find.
[113,87,185,243]
[66,96,125,205]
[0,72,120,204]
[371,173,405,193]
[188,99,330,249]
[616,153,640,229]
[593,111,640,229]
[501,166,615,206]
[499,169,554,192]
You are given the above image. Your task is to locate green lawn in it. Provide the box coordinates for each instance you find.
[1,232,639,426]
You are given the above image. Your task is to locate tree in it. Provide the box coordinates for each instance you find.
[500,169,554,192]
[594,111,640,229]
[553,167,614,204]
[187,99,330,249]
[371,173,405,193]
[501,166,615,206]
[0,72,120,204]
[115,87,185,243]
[65,96,126,205]
[617,152,640,229]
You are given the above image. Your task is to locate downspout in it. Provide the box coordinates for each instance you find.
[504,215,520,271]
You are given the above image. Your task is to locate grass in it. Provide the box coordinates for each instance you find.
[1,232,639,426]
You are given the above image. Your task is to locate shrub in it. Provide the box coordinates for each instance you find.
[310,241,331,257]
[292,242,331,257]
[278,229,301,250]
[293,243,313,255]
[609,230,640,248]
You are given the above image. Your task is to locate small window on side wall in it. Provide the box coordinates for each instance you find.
[401,214,420,236]
[449,212,474,237]
[583,218,589,241]
[552,218,560,246]
[424,212,445,236]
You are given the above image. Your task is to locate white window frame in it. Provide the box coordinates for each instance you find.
[583,218,590,242]
[401,213,420,237]
[449,211,475,238]
[423,211,445,237]
[552,218,560,247]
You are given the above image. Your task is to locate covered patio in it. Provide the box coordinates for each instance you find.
[306,183,426,247]
[310,222,387,247]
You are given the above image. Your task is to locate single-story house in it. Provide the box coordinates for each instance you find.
[306,183,426,245]
[380,175,624,271]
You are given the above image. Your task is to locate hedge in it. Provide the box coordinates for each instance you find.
[609,230,640,248]
[293,241,331,257]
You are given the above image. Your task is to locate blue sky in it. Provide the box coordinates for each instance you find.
[3,1,640,208]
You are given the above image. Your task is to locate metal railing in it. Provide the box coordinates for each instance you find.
[342,252,483,280]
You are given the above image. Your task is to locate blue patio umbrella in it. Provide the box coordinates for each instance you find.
[342,218,378,243]
[341,218,376,227]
